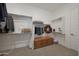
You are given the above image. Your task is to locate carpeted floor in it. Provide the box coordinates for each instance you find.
[0,44,78,56]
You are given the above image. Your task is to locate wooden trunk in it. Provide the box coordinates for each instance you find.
[34,36,54,49]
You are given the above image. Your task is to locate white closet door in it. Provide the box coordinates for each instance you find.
[70,8,79,51]
[64,13,71,49]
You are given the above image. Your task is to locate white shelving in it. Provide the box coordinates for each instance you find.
[10,13,32,34]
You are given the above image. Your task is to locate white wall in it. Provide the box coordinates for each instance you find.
[50,4,79,52]
[6,3,53,24]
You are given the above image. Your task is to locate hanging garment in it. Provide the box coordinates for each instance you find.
[0,3,8,22]
[0,28,2,33]
[5,15,14,32]
[35,27,44,35]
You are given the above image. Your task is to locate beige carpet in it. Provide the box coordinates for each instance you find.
[0,44,78,56]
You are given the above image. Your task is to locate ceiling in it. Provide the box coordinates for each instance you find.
[25,3,66,12]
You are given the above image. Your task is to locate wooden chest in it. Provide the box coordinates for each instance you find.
[34,36,54,49]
